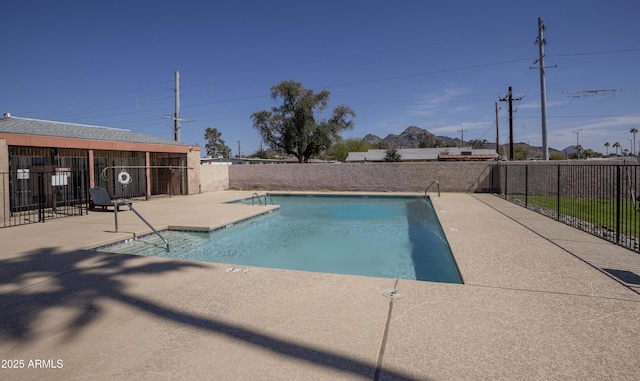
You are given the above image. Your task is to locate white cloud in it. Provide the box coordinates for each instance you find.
[406,87,469,118]
[547,115,640,152]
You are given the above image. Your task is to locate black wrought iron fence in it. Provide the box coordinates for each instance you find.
[94,165,188,200]
[1,170,89,228]
[493,162,640,252]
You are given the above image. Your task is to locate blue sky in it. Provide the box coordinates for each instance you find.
[1,0,639,156]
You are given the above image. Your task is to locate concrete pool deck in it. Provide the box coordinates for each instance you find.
[0,191,639,380]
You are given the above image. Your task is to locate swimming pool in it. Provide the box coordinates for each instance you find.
[97,195,462,283]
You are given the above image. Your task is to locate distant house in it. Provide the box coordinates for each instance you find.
[200,156,334,165]
[345,148,498,162]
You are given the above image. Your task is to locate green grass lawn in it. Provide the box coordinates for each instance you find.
[508,194,640,238]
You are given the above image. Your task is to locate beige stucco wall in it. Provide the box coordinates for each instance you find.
[228,162,496,193]
[186,149,202,195]
[199,164,230,192]
[0,139,7,173]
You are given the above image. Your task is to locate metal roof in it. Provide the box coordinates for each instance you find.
[345,148,498,162]
[0,116,189,146]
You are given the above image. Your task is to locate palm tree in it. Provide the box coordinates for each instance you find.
[631,128,638,155]
[604,142,610,156]
[576,144,583,160]
[613,142,621,156]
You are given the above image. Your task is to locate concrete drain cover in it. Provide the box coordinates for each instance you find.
[383,289,403,299]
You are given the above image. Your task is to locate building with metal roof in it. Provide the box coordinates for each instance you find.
[0,115,190,146]
[0,114,201,227]
[345,148,499,162]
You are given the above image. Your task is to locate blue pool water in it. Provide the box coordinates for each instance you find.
[97,195,462,283]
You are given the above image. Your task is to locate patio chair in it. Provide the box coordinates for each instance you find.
[89,187,130,211]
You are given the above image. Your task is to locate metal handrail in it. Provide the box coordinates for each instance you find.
[114,199,169,252]
[251,193,273,206]
[425,181,440,198]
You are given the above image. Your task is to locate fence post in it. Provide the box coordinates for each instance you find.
[38,172,45,223]
[525,165,529,207]
[492,165,498,193]
[83,169,89,215]
[616,165,621,243]
[504,165,508,198]
[556,165,561,220]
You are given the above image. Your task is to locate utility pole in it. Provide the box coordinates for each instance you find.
[237,140,241,158]
[174,70,180,142]
[499,87,522,160]
[495,102,500,156]
[164,70,194,142]
[573,129,583,160]
[458,129,468,148]
[531,17,556,161]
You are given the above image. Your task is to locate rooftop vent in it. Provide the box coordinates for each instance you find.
[3,112,10,119]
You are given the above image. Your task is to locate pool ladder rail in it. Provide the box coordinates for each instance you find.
[252,193,274,206]
[114,198,170,252]
[425,181,440,198]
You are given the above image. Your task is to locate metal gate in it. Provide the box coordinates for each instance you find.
[1,169,89,228]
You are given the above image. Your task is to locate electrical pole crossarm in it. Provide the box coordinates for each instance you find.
[499,87,521,161]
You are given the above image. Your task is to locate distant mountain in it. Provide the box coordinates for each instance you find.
[363,126,568,158]
[503,142,563,157]
[363,126,458,148]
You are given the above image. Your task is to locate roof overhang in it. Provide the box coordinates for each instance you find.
[0,132,196,154]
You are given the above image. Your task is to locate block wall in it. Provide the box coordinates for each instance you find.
[227,162,496,193]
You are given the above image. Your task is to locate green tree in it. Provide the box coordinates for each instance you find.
[550,152,565,160]
[384,148,402,162]
[584,148,595,159]
[418,132,443,148]
[468,139,488,149]
[513,144,529,160]
[326,138,372,162]
[251,81,355,163]
[250,148,270,159]
[204,127,231,158]
[443,140,457,148]
[604,142,610,156]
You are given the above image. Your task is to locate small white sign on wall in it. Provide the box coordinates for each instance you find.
[52,174,68,186]
[17,169,29,180]
[53,167,71,186]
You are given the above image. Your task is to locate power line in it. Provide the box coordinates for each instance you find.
[550,48,640,59]
[18,44,635,126]
[563,89,622,99]
[520,114,640,119]
[18,80,173,116]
